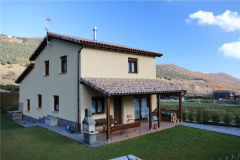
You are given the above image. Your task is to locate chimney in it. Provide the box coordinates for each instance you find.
[93,27,97,41]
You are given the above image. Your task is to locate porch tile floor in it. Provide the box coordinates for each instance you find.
[96,121,180,143]
[14,119,180,147]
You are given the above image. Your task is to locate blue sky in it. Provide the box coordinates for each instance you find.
[1,1,240,78]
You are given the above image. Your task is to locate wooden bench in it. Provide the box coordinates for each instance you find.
[110,124,127,136]
[110,121,141,139]
[126,121,141,136]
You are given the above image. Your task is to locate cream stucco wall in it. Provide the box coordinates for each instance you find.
[19,38,81,122]
[121,96,135,124]
[80,48,156,79]
[80,84,114,128]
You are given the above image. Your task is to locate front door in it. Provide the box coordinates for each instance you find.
[114,97,121,124]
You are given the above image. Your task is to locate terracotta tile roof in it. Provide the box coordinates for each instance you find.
[80,77,186,97]
[0,89,11,93]
[15,63,35,84]
[29,32,163,61]
[213,90,232,93]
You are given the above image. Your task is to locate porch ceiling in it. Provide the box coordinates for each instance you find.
[80,77,186,97]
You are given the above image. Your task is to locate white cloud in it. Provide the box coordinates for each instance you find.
[186,10,240,32]
[219,38,240,59]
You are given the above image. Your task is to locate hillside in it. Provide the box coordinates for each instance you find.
[0,34,43,64]
[156,64,240,94]
[0,34,240,94]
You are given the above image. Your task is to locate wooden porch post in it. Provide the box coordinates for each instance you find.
[149,95,152,130]
[157,94,161,128]
[179,92,182,122]
[107,96,111,141]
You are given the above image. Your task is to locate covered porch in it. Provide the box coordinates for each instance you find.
[80,77,186,141]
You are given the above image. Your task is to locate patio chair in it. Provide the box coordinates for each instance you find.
[141,112,149,122]
[152,116,158,122]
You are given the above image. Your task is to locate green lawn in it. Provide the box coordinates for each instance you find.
[1,115,240,160]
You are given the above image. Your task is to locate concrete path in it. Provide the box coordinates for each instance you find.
[15,120,39,127]
[14,120,108,147]
[181,123,240,137]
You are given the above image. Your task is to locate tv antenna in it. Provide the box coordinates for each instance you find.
[45,17,54,47]
[46,17,54,32]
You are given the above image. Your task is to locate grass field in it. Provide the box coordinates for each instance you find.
[0,64,25,85]
[161,101,240,118]
[1,115,240,160]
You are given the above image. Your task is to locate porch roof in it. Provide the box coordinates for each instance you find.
[80,77,186,97]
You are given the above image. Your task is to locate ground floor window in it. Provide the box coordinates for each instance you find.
[27,99,30,111]
[92,97,104,114]
[38,94,42,108]
[53,96,59,111]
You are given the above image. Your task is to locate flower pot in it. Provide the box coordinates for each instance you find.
[154,125,158,129]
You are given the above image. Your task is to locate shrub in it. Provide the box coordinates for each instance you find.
[188,109,194,122]
[234,115,240,126]
[0,92,19,114]
[196,109,202,123]
[211,112,220,124]
[202,110,211,124]
[7,103,19,111]
[222,109,232,125]
[182,109,187,122]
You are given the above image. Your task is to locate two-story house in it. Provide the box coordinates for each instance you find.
[16,32,186,141]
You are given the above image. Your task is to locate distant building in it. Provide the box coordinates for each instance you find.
[213,90,235,99]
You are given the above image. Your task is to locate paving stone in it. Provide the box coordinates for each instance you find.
[181,123,240,137]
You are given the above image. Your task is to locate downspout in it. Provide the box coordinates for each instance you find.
[77,45,84,132]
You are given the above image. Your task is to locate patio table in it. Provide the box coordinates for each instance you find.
[95,119,117,133]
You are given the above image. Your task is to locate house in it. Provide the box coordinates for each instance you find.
[213,90,235,99]
[15,32,186,141]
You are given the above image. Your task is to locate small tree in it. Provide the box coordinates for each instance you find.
[234,115,240,126]
[182,109,187,122]
[222,109,232,125]
[196,109,202,123]
[202,109,211,124]
[211,112,220,124]
[188,109,194,122]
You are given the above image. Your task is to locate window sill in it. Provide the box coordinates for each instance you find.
[52,111,59,113]
[92,113,106,116]
[36,108,42,110]
[59,72,67,74]
[43,75,49,77]
[128,72,137,74]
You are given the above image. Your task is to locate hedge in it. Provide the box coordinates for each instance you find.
[0,92,19,113]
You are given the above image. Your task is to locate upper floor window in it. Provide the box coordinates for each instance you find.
[38,95,42,108]
[45,61,49,76]
[61,56,67,73]
[128,58,137,73]
[92,97,104,114]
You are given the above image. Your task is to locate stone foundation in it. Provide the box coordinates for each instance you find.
[23,114,38,123]
[22,114,81,131]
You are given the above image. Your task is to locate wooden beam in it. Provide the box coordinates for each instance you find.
[179,92,182,122]
[106,96,111,141]
[149,95,152,130]
[157,94,161,128]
